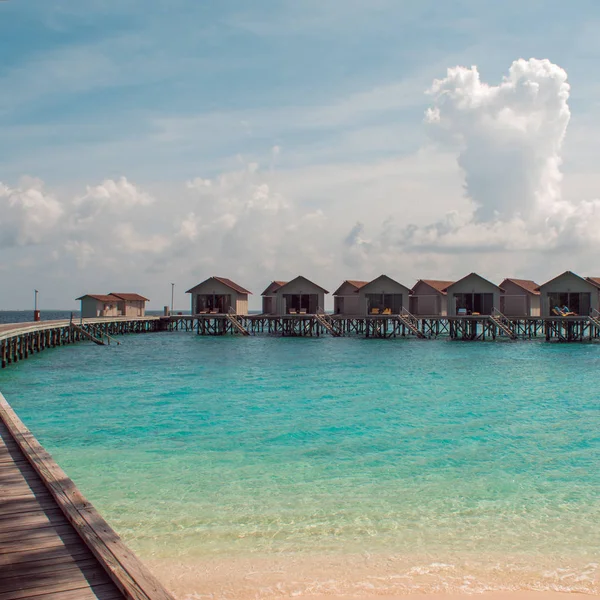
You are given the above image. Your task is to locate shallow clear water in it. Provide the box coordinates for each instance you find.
[0,333,598,593]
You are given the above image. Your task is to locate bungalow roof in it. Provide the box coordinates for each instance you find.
[261,281,288,296]
[186,276,252,295]
[444,272,504,293]
[499,279,540,296]
[109,293,149,302]
[585,277,600,288]
[360,274,409,293]
[536,270,600,290]
[332,280,369,296]
[75,294,120,302]
[276,276,329,294]
[413,279,455,295]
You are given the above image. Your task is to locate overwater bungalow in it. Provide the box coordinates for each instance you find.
[261,281,287,315]
[76,293,148,318]
[586,278,600,312]
[358,275,411,315]
[108,293,149,317]
[445,273,503,316]
[409,280,454,316]
[76,294,122,318]
[332,280,368,315]
[186,277,251,315]
[498,279,540,317]
[262,276,328,315]
[537,271,600,316]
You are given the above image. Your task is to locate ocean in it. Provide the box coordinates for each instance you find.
[0,331,598,597]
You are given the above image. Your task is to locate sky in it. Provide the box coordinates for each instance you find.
[3,1,600,310]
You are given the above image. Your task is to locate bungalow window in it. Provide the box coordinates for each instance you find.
[366,293,402,315]
[284,294,318,314]
[454,293,494,315]
[547,292,590,316]
[196,294,232,314]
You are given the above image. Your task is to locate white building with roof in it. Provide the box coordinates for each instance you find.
[186,277,251,315]
[332,280,368,315]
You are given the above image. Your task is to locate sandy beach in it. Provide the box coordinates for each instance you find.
[147,554,599,600]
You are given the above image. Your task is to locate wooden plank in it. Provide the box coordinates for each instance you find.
[2,556,98,580]
[0,562,113,600]
[0,542,94,568]
[0,456,31,467]
[0,436,21,449]
[0,494,56,515]
[0,468,42,483]
[0,522,74,543]
[0,508,66,533]
[0,444,22,457]
[0,490,56,504]
[0,461,44,478]
[0,480,49,497]
[6,582,124,600]
[0,531,84,555]
[0,392,173,600]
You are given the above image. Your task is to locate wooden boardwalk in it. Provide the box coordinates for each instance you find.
[1,318,161,369]
[0,394,173,600]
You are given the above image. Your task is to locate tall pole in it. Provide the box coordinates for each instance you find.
[171,283,175,314]
[34,289,40,322]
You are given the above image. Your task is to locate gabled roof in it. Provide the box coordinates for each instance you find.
[537,270,599,290]
[109,293,149,302]
[186,276,252,295]
[276,276,329,294]
[411,279,455,295]
[585,277,600,288]
[360,274,411,293]
[445,272,504,293]
[76,294,120,302]
[499,279,540,296]
[332,280,369,296]
[261,281,288,296]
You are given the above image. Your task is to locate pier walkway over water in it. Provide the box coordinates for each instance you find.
[0,391,174,600]
[167,312,600,342]
[2,311,600,371]
[0,317,160,369]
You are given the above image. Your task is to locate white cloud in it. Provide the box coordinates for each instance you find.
[424,58,570,222]
[64,240,95,269]
[74,176,153,223]
[186,178,212,190]
[0,178,63,247]
[345,58,600,274]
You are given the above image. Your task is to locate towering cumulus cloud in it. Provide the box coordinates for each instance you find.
[345,57,600,265]
[425,58,570,222]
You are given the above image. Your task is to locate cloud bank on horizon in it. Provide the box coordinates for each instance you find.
[2,58,600,308]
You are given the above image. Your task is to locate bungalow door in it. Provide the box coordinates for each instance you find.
[482,293,494,315]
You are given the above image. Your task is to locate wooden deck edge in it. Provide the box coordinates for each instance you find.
[0,391,175,600]
[0,317,161,341]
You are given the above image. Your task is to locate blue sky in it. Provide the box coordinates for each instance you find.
[2,1,600,309]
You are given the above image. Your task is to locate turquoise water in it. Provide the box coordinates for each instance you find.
[0,333,598,593]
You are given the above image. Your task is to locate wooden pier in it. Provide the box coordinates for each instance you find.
[0,391,173,600]
[165,313,600,342]
[0,318,160,369]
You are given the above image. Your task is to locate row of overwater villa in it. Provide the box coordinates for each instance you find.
[78,271,600,319]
